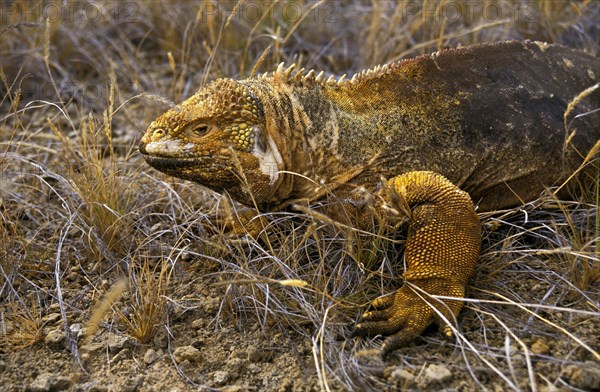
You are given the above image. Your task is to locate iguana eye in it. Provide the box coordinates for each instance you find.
[187,124,210,138]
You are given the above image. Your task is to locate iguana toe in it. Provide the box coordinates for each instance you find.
[353,278,466,356]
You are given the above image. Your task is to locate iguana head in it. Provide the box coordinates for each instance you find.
[139,78,284,207]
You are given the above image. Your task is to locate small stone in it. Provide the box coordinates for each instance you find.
[173,345,202,364]
[225,358,242,381]
[144,348,160,365]
[191,318,205,330]
[203,297,220,315]
[0,360,6,372]
[69,323,83,339]
[80,341,104,353]
[75,381,107,392]
[222,387,244,392]
[213,370,229,386]
[27,373,72,391]
[531,339,550,355]
[41,313,61,325]
[247,345,263,362]
[390,368,415,383]
[121,375,144,392]
[110,348,131,364]
[44,329,65,350]
[66,271,79,281]
[247,363,260,374]
[421,364,452,385]
[564,362,600,390]
[153,329,168,349]
[108,333,133,353]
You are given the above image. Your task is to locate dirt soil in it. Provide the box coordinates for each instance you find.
[1,1,599,391]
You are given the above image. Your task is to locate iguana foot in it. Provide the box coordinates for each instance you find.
[352,278,465,356]
[210,197,268,238]
[351,171,481,356]
[215,208,268,238]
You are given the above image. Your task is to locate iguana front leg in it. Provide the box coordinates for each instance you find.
[211,196,268,238]
[352,171,481,356]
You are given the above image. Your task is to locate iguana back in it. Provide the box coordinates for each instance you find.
[239,40,599,211]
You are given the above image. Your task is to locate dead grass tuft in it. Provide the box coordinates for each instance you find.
[2,297,45,350]
[116,257,173,344]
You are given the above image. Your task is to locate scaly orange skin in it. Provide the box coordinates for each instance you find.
[352,172,480,355]
[140,41,599,355]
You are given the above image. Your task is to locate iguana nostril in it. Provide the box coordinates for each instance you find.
[153,128,166,139]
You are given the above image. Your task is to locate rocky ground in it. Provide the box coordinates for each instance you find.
[1,1,599,391]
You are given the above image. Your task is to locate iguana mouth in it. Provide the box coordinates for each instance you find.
[140,152,232,184]
[141,153,204,170]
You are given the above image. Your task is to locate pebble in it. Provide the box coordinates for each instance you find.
[173,345,202,364]
[225,357,242,381]
[69,323,83,339]
[222,387,245,392]
[213,370,229,386]
[247,345,263,362]
[191,318,205,330]
[27,373,72,392]
[531,339,550,355]
[144,348,161,365]
[564,362,600,390]
[80,341,104,353]
[41,313,61,326]
[389,367,415,383]
[110,348,131,364]
[44,329,65,350]
[202,297,220,315]
[108,333,133,353]
[75,381,107,391]
[420,364,452,386]
[153,329,168,349]
[247,363,261,374]
[121,375,144,392]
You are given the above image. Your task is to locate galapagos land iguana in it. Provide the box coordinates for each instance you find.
[139,41,599,356]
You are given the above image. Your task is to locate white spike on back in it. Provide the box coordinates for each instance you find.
[275,62,285,76]
[294,67,305,80]
[258,63,364,85]
[283,63,296,77]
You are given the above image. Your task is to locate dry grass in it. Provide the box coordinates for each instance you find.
[2,297,45,350]
[0,1,598,391]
